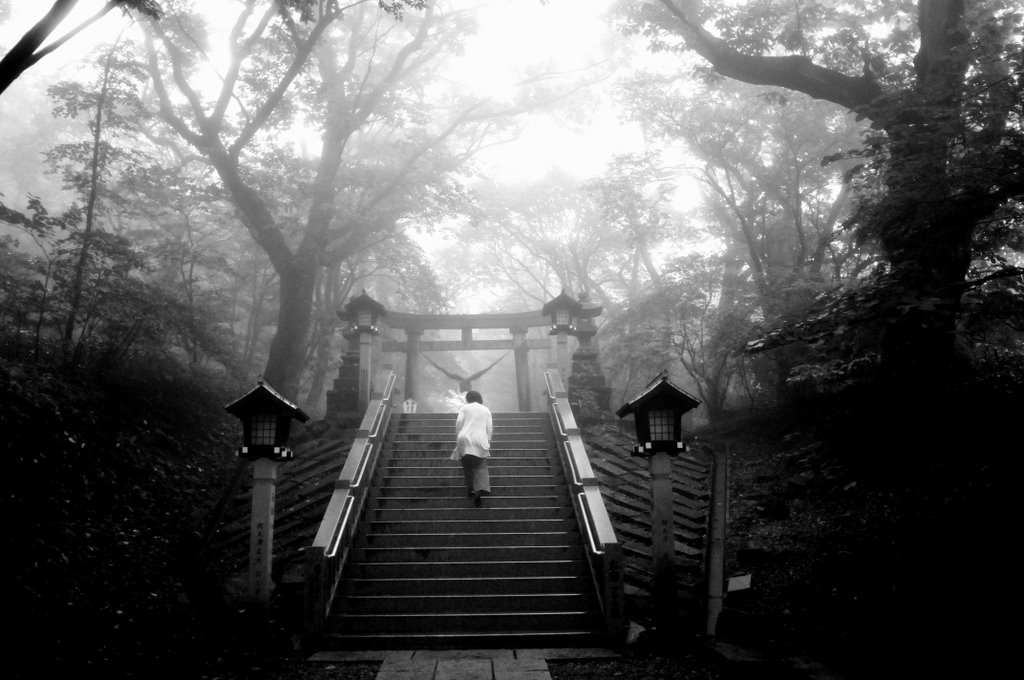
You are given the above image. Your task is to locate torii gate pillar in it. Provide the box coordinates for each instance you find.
[512,327,531,412]
[404,329,422,402]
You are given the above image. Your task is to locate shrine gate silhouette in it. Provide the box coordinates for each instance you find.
[326,290,603,414]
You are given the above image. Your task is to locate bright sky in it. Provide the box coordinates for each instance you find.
[1,0,704,316]
[0,0,647,183]
[445,0,647,181]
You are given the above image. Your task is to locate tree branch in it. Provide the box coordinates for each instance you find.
[230,5,339,157]
[656,0,882,113]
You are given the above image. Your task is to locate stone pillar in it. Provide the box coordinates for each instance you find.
[248,457,279,608]
[405,329,422,402]
[511,327,530,412]
[568,365,611,422]
[567,329,610,422]
[649,450,676,629]
[358,330,373,412]
[325,335,360,419]
[556,330,570,382]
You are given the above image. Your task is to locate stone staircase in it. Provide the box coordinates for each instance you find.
[321,411,606,649]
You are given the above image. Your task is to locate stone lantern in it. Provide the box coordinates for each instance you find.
[567,291,610,420]
[340,290,387,412]
[615,374,700,456]
[542,289,583,379]
[342,288,386,335]
[225,379,309,609]
[542,288,583,335]
[225,379,310,461]
[616,373,701,631]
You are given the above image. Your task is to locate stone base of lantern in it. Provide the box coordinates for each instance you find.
[325,353,360,421]
[568,351,611,425]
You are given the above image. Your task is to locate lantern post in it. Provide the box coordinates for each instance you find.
[616,373,701,632]
[341,290,386,413]
[225,379,309,611]
[542,289,583,380]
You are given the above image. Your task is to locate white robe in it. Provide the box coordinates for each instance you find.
[450,402,493,460]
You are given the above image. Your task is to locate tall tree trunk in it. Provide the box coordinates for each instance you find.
[876,198,975,384]
[262,258,317,398]
[657,0,984,386]
[304,266,341,411]
[873,0,972,385]
[63,42,117,367]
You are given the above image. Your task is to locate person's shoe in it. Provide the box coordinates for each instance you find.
[474,492,483,507]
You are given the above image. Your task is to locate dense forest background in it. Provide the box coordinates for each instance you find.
[2,1,1020,678]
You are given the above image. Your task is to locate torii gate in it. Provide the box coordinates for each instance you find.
[334,290,601,413]
[383,310,553,412]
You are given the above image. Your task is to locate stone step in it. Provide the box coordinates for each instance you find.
[316,629,606,651]
[366,517,576,534]
[388,437,551,447]
[386,449,552,460]
[370,495,567,509]
[337,592,596,614]
[367,506,573,521]
[328,610,598,635]
[393,432,550,439]
[352,544,580,563]
[359,531,579,548]
[374,484,566,498]
[346,559,588,579]
[343,574,589,596]
[379,475,563,488]
[394,424,547,434]
[383,464,555,477]
[325,408,606,644]
[385,446,554,457]
[396,413,547,421]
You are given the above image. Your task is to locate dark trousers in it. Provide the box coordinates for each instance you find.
[461,454,491,495]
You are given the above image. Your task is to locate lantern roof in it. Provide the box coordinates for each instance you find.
[615,373,701,418]
[541,289,583,316]
[576,291,603,319]
[343,289,388,318]
[225,379,310,422]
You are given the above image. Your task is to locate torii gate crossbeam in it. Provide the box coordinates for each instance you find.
[381,310,556,412]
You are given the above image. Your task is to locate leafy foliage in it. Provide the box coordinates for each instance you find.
[619,0,1024,406]
[2,352,242,677]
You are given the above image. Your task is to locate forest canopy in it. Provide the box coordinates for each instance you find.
[0,0,1020,423]
[2,5,1018,679]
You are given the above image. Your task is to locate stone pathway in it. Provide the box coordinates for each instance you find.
[309,648,619,680]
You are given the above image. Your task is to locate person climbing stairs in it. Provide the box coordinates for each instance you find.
[320,411,606,649]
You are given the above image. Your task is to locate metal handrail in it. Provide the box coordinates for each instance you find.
[563,440,582,486]
[577,492,604,555]
[306,371,397,635]
[325,495,354,559]
[544,366,624,640]
[543,370,557,397]
[552,404,568,438]
[351,442,374,489]
[368,373,397,438]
